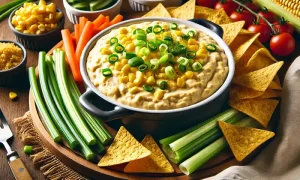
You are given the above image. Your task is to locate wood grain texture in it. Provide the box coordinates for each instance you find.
[0,0,299,179]
[9,158,32,180]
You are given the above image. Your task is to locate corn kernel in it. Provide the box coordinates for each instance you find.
[200,41,206,48]
[121,64,130,75]
[9,92,17,100]
[188,39,198,45]
[100,47,112,55]
[38,24,45,31]
[114,62,122,71]
[146,71,153,77]
[160,67,165,73]
[127,82,134,88]
[157,73,168,79]
[189,45,199,51]
[174,30,183,36]
[120,59,128,66]
[128,73,136,82]
[119,27,128,34]
[185,71,194,79]
[118,34,126,40]
[130,67,138,73]
[168,80,177,90]
[15,25,23,32]
[119,76,129,83]
[121,37,130,44]
[129,87,139,94]
[177,77,186,88]
[163,32,171,37]
[133,71,143,86]
[146,76,156,85]
[125,43,135,52]
[154,90,164,100]
[29,24,38,32]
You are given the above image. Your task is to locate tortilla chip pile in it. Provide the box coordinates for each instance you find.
[99,126,174,173]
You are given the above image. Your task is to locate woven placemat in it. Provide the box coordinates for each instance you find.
[13,112,88,180]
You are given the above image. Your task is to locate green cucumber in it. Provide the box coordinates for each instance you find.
[90,0,114,11]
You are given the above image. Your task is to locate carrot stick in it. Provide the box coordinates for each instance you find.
[79,17,88,35]
[109,14,123,26]
[61,29,82,82]
[74,24,80,45]
[93,14,105,27]
[94,16,110,34]
[75,21,94,66]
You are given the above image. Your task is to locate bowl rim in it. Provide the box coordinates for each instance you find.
[63,0,122,14]
[8,6,65,37]
[0,40,27,73]
[80,17,235,114]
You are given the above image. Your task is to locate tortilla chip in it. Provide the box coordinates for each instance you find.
[229,99,279,127]
[143,3,171,18]
[220,21,245,45]
[169,0,195,20]
[229,85,264,101]
[233,61,284,91]
[235,48,277,76]
[98,126,151,167]
[194,6,215,18]
[239,29,255,34]
[230,33,260,63]
[207,8,231,25]
[218,121,275,161]
[124,135,174,173]
[235,43,262,72]
[259,89,282,99]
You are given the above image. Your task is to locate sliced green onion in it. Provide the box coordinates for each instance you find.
[123,52,137,59]
[128,57,144,67]
[102,68,112,77]
[170,44,186,56]
[109,37,118,46]
[182,34,190,41]
[139,47,150,56]
[147,41,157,51]
[179,64,187,72]
[147,33,156,41]
[188,30,196,38]
[133,28,145,35]
[159,81,168,90]
[114,43,124,53]
[192,62,203,71]
[170,22,178,30]
[206,44,217,52]
[146,26,153,33]
[143,84,154,92]
[136,32,146,40]
[163,36,173,45]
[165,66,176,79]
[186,50,196,59]
[24,145,33,155]
[154,39,163,46]
[177,57,189,65]
[159,54,169,65]
[134,39,146,47]
[138,64,148,72]
[153,25,162,34]
[108,54,119,64]
[150,59,159,71]
[159,44,168,52]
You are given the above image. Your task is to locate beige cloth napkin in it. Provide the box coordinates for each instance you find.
[206,57,300,180]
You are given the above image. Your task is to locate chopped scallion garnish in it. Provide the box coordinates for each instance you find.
[108,54,119,64]
[114,43,124,53]
[150,59,159,71]
[147,33,156,41]
[133,28,145,35]
[159,43,168,52]
[139,47,150,56]
[186,50,196,59]
[170,22,178,30]
[154,39,163,46]
[24,145,33,155]
[146,26,153,33]
[123,52,136,59]
[192,62,202,71]
[136,32,146,40]
[188,30,196,38]
[138,64,148,72]
[165,66,176,79]
[159,54,169,65]
[128,57,144,67]
[159,80,168,90]
[147,41,157,51]
[163,36,173,45]
[179,64,187,72]
[206,44,217,52]
[134,39,146,47]
[109,37,118,46]
[143,84,154,92]
[153,25,163,34]
[102,68,112,77]
[182,34,190,41]
[170,44,186,56]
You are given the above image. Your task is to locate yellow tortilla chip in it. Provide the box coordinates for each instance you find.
[235,43,262,72]
[143,3,171,18]
[98,126,151,167]
[169,0,195,20]
[207,8,231,25]
[233,61,284,91]
[239,29,255,34]
[124,135,174,173]
[230,33,260,63]
[218,121,275,161]
[229,99,279,127]
[235,48,277,76]
[259,89,281,99]
[220,21,245,45]
[168,6,214,19]
[229,85,264,101]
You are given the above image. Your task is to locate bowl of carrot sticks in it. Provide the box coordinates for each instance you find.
[63,0,122,24]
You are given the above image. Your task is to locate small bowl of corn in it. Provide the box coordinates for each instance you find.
[8,0,65,51]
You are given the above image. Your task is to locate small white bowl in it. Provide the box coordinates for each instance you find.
[63,0,122,24]
[129,0,182,11]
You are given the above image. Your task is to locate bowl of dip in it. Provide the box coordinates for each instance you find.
[79,17,234,135]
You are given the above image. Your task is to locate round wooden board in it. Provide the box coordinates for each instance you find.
[28,36,240,180]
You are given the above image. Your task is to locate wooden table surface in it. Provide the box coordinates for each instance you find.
[0,0,299,179]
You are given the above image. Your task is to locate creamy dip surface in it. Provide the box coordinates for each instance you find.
[86,21,229,110]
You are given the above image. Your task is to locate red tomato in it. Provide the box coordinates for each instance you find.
[214,0,238,16]
[247,23,271,43]
[196,0,217,8]
[270,33,295,56]
[273,21,294,35]
[245,2,259,12]
[258,9,276,24]
[230,10,254,28]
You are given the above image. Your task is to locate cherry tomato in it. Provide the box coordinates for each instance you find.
[245,2,259,12]
[214,0,238,16]
[196,0,217,8]
[247,23,271,43]
[230,10,254,28]
[258,8,276,24]
[273,21,294,35]
[270,33,295,56]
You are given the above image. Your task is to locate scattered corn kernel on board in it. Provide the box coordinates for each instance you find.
[29,0,289,179]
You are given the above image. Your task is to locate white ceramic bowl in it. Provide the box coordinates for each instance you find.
[129,0,182,11]
[63,0,122,24]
